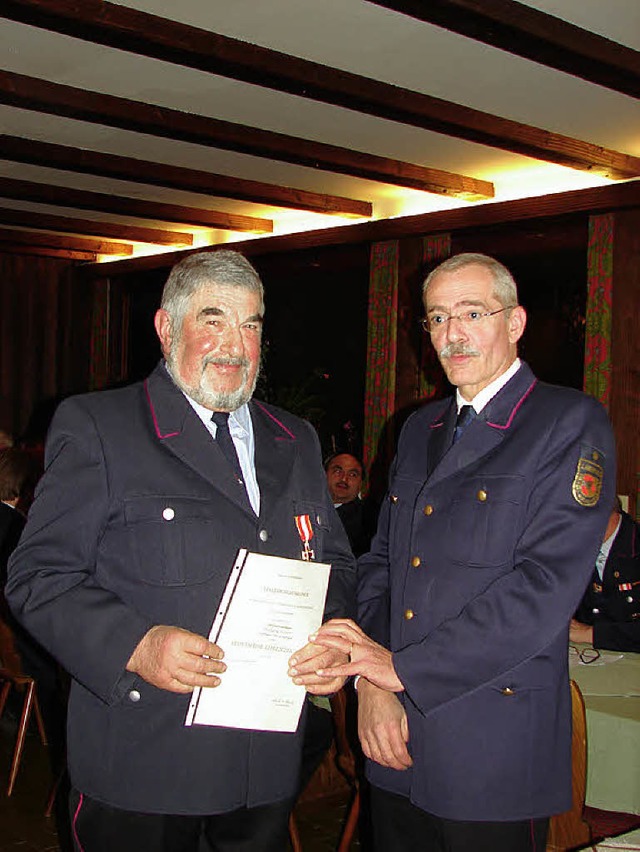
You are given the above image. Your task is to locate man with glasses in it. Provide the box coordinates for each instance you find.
[305,253,615,852]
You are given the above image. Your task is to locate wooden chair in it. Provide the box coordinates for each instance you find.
[0,612,48,795]
[288,687,362,851]
[330,687,361,852]
[546,679,595,852]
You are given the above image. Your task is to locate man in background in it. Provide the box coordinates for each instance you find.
[571,496,639,653]
[325,452,375,557]
[307,253,615,852]
[7,250,355,852]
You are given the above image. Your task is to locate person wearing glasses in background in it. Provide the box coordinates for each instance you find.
[571,496,640,654]
[304,253,616,852]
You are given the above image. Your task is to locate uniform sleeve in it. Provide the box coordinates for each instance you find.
[302,422,357,622]
[6,399,151,705]
[392,396,616,716]
[357,457,398,646]
[593,621,640,654]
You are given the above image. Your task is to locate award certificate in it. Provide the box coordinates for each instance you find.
[185,548,330,732]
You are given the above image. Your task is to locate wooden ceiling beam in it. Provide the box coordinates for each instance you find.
[0,176,273,233]
[0,0,636,178]
[0,206,192,246]
[0,135,371,219]
[0,72,492,201]
[0,243,97,261]
[0,224,132,255]
[369,0,640,99]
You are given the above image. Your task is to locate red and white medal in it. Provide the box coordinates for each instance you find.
[294,514,315,561]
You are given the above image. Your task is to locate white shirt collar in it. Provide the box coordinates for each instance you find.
[185,394,252,438]
[456,357,521,415]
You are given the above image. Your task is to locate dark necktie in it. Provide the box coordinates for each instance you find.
[453,404,477,444]
[211,412,250,502]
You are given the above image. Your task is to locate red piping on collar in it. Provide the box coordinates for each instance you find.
[144,379,180,439]
[486,379,537,430]
[253,400,296,440]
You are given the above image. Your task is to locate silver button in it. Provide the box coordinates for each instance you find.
[627,596,633,603]
[162,507,175,521]
[592,608,600,614]
[128,689,141,702]
[259,529,268,542]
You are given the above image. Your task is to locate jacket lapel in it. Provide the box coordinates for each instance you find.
[250,400,297,522]
[427,363,538,488]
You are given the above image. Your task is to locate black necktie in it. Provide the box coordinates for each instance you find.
[453,404,476,444]
[211,412,248,499]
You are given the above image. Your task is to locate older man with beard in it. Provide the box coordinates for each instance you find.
[6,250,355,852]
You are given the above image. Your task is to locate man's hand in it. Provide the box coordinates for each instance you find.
[126,625,226,693]
[358,679,412,771]
[570,619,594,645]
[288,641,349,695]
[307,618,404,693]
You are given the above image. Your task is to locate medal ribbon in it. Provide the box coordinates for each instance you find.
[294,514,315,561]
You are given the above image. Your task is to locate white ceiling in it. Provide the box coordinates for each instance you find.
[0,0,638,257]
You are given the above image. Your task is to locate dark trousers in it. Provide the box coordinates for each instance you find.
[70,788,294,852]
[370,786,549,852]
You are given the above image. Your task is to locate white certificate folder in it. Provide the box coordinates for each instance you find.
[185,548,330,733]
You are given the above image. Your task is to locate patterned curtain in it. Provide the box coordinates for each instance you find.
[363,241,398,477]
[584,214,614,408]
[418,234,451,401]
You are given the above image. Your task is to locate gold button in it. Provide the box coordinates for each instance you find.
[501,687,515,696]
[411,556,421,568]
[614,571,620,578]
[390,494,399,503]
[424,504,433,516]
[477,490,487,502]
[404,609,415,620]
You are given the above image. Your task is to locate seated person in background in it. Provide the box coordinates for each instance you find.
[0,447,33,591]
[0,447,67,779]
[571,496,640,653]
[325,452,376,557]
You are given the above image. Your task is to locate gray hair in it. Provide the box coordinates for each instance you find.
[423,253,519,308]
[161,250,265,329]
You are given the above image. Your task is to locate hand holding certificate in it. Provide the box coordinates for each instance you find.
[185,549,330,733]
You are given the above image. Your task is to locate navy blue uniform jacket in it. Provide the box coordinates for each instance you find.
[358,362,615,822]
[6,362,356,814]
[575,510,640,653]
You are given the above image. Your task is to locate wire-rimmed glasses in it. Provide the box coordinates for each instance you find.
[420,306,514,334]
[569,644,601,665]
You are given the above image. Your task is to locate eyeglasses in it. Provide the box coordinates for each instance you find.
[420,307,514,334]
[569,645,601,665]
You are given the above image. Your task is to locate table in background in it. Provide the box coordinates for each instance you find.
[570,648,640,816]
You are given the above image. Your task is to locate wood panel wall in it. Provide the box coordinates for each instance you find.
[0,251,91,441]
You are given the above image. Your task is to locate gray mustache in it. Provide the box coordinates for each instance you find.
[439,344,480,358]
[203,356,249,368]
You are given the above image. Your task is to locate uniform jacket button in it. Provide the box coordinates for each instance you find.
[390,494,399,503]
[411,556,421,568]
[404,609,415,620]
[424,504,434,516]
[162,507,175,521]
[477,490,488,502]
[259,529,268,542]
[501,687,515,696]
[128,689,141,702]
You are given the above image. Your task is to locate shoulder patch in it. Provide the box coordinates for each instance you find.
[572,447,604,507]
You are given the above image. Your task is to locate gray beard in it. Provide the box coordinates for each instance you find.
[166,353,257,412]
